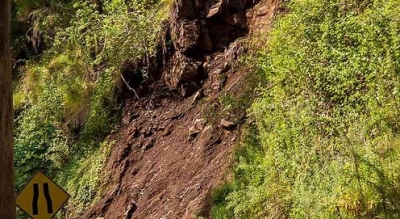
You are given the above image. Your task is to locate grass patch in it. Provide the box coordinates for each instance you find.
[211,0,400,218]
[57,140,115,217]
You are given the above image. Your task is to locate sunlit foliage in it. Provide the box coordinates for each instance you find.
[212,0,400,218]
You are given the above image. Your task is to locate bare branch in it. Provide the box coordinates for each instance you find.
[120,73,140,99]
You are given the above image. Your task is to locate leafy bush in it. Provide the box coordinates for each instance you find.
[213,0,400,218]
[13,0,169,216]
[56,140,114,217]
[14,82,69,190]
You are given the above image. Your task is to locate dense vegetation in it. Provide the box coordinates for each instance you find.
[212,0,400,218]
[12,0,168,217]
[12,0,400,218]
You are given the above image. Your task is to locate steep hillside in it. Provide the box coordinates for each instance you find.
[13,0,399,218]
[10,0,281,218]
[73,0,281,218]
[211,0,400,218]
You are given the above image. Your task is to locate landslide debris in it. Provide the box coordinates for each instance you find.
[77,0,280,218]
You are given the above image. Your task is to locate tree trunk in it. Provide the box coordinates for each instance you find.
[0,0,16,218]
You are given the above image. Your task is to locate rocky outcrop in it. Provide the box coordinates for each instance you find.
[163,0,259,96]
[127,0,261,97]
[120,0,264,98]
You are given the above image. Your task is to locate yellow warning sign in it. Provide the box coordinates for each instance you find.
[16,170,70,219]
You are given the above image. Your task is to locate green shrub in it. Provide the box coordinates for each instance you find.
[57,140,114,217]
[13,0,169,215]
[14,79,69,190]
[213,0,400,218]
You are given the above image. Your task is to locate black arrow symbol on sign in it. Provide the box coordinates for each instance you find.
[32,184,39,215]
[32,183,53,215]
[43,183,53,213]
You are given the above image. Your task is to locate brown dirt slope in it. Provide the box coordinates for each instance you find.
[77,0,280,218]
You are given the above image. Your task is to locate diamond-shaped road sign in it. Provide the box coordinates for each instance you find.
[16,171,70,219]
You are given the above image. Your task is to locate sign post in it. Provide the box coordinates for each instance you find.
[16,171,70,219]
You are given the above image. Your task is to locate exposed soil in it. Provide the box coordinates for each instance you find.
[79,83,236,219]
[76,0,280,218]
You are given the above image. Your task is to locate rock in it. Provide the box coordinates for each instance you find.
[224,41,245,63]
[164,52,204,94]
[212,63,230,75]
[213,69,223,75]
[178,20,200,53]
[200,125,215,146]
[162,126,173,136]
[142,138,154,151]
[189,126,200,138]
[139,126,155,138]
[129,113,139,122]
[202,126,222,147]
[195,125,222,152]
[124,202,137,218]
[117,144,132,163]
[220,119,235,130]
[223,62,231,71]
[211,74,227,92]
[175,0,195,17]
[188,118,207,139]
[257,6,269,16]
[194,118,207,128]
[190,90,204,105]
[180,81,200,97]
[128,126,139,138]
[169,112,182,120]
[144,127,154,137]
[156,126,165,131]
[202,61,210,71]
[207,1,223,18]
